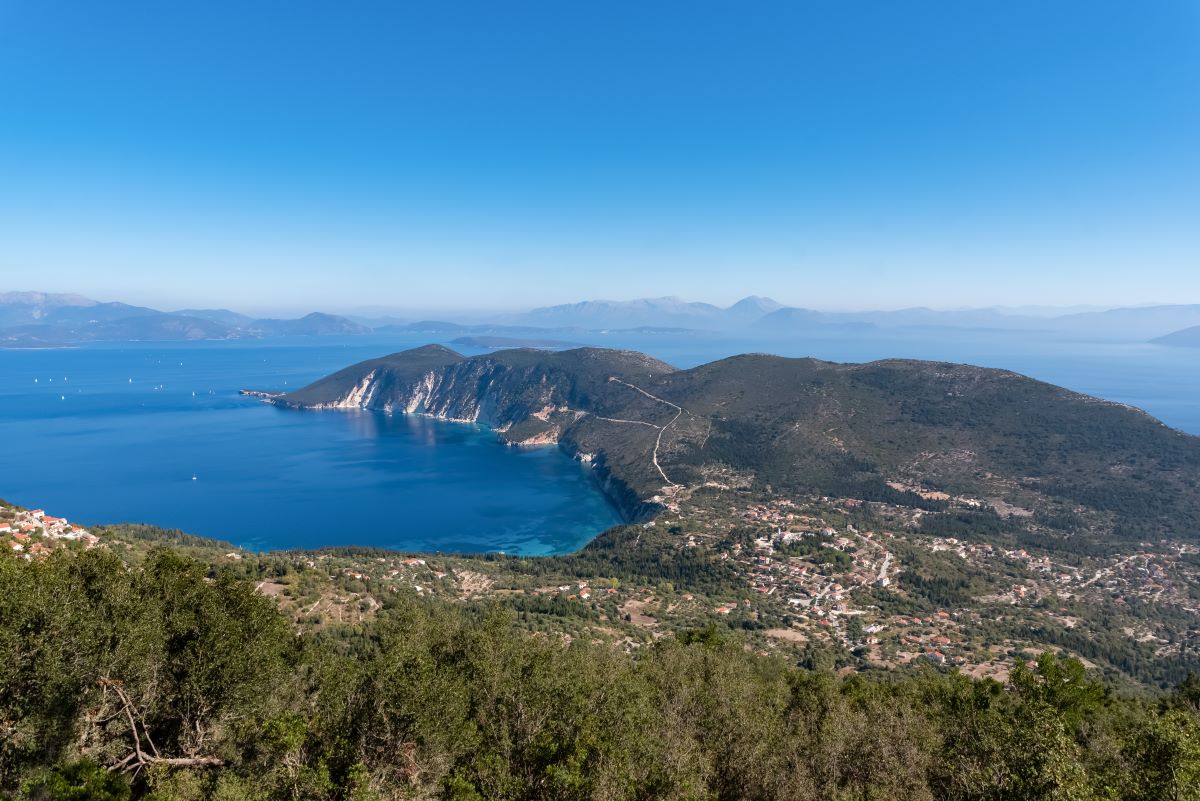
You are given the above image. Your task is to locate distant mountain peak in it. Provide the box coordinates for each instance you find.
[726,296,784,318]
[728,295,783,311]
[251,312,370,336]
[405,343,464,357]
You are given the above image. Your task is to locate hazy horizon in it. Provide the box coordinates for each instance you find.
[0,287,1168,320]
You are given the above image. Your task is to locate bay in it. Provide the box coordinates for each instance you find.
[0,336,621,555]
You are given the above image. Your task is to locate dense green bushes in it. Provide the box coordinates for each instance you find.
[3,548,1199,800]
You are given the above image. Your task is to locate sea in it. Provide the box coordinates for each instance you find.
[2,329,1198,555]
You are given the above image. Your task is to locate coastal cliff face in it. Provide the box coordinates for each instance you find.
[261,345,679,519]
[253,344,1200,541]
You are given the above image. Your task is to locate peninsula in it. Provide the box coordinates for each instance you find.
[249,344,1200,544]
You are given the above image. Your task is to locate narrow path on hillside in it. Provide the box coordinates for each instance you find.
[877,550,893,585]
[607,377,685,488]
[591,415,661,428]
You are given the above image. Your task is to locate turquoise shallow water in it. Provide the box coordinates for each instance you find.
[2,330,1198,554]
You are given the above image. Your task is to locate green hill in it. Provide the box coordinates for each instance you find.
[262,345,1200,542]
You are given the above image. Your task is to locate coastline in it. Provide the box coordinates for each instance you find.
[244,388,654,528]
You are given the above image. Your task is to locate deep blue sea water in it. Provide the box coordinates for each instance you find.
[0,336,621,555]
[2,330,1198,554]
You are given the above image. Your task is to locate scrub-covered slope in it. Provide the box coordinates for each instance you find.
[257,346,1200,539]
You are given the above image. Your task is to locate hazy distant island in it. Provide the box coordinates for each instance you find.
[10,290,1200,346]
[1153,324,1200,348]
[0,291,369,347]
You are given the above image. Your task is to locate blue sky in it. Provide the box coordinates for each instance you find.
[1,1,1197,313]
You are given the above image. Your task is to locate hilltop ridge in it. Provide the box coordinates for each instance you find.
[253,345,1200,541]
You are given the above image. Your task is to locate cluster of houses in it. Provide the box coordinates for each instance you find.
[737,500,831,527]
[0,505,99,558]
[705,496,1010,668]
[736,525,896,606]
[922,532,1197,616]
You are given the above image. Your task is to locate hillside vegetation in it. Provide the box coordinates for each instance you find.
[3,544,1199,801]
[267,346,1200,542]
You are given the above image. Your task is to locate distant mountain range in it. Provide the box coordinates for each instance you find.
[506,295,1200,340]
[512,295,784,330]
[5,290,1200,345]
[0,292,369,346]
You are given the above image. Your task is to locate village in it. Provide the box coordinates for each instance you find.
[619,486,1200,681]
[0,502,99,558]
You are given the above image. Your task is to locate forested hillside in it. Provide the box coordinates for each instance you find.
[3,545,1199,801]
[262,345,1200,542]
